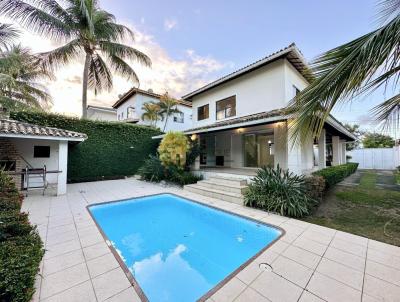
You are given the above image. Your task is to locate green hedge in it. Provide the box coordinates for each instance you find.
[0,170,44,302]
[11,111,162,183]
[313,163,359,189]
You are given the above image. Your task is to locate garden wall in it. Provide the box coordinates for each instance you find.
[11,111,162,183]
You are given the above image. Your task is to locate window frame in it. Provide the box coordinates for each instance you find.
[197,104,209,121]
[173,112,184,123]
[216,95,236,120]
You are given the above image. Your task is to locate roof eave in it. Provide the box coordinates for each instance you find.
[0,133,86,142]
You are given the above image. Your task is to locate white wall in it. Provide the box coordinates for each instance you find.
[190,59,286,129]
[12,138,60,187]
[189,58,310,130]
[116,93,192,132]
[87,108,117,121]
[349,147,398,170]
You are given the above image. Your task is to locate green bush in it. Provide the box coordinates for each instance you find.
[303,175,326,202]
[138,155,202,186]
[0,170,44,302]
[313,162,359,189]
[244,165,316,218]
[10,111,162,182]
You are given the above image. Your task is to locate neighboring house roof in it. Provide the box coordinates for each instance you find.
[112,87,192,109]
[0,119,87,142]
[152,109,355,141]
[182,43,312,100]
[87,105,116,113]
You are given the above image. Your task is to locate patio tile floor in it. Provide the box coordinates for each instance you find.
[22,178,400,302]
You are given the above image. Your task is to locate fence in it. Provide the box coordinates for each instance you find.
[349,146,400,170]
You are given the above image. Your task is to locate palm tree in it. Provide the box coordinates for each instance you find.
[287,0,400,143]
[158,92,181,132]
[0,0,151,118]
[0,45,52,111]
[141,102,161,127]
[0,23,19,50]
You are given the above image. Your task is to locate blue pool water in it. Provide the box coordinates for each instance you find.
[89,194,281,302]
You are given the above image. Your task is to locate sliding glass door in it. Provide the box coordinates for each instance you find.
[244,133,274,167]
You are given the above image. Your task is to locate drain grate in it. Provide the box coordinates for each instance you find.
[259,263,273,272]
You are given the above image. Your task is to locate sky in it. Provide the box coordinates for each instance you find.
[4,0,398,137]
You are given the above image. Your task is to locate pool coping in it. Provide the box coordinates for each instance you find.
[86,193,286,302]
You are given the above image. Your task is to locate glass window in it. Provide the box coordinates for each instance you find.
[127,107,135,119]
[216,96,236,120]
[293,85,301,97]
[34,146,50,158]
[197,104,209,121]
[174,112,184,123]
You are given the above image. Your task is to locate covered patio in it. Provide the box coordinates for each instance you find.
[181,111,356,178]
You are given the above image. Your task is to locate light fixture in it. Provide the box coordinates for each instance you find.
[190,134,198,141]
[237,128,244,134]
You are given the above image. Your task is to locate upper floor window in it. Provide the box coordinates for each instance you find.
[293,85,301,98]
[174,112,184,123]
[216,96,236,120]
[127,107,135,119]
[197,104,209,121]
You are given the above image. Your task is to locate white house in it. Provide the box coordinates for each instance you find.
[178,43,355,176]
[112,88,192,132]
[0,119,86,195]
[87,105,117,121]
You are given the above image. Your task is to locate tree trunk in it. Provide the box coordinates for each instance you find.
[81,53,91,118]
[163,105,170,132]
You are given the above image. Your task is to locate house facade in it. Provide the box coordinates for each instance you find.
[181,44,355,175]
[86,105,117,121]
[112,88,192,132]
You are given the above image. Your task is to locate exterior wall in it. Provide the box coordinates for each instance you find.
[189,58,310,130]
[283,59,309,102]
[0,138,22,189]
[87,108,117,121]
[349,147,398,170]
[190,59,286,129]
[116,94,192,131]
[12,139,60,187]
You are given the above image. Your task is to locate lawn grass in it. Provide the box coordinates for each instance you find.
[304,171,400,246]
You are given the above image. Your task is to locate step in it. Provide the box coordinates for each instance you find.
[208,176,248,186]
[184,184,244,205]
[197,180,247,194]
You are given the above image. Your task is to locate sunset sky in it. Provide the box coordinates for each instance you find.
[4,0,397,136]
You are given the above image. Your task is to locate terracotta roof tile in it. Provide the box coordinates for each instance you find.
[0,119,87,140]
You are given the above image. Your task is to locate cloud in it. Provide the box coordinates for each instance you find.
[5,19,231,116]
[164,18,178,31]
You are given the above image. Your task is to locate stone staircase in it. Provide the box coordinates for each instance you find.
[184,176,248,205]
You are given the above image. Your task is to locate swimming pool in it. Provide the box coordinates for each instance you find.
[88,194,282,302]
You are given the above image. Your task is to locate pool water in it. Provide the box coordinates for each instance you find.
[89,194,281,302]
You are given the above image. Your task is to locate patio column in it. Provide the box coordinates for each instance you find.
[318,129,326,169]
[57,141,68,195]
[341,140,347,164]
[191,134,200,170]
[332,136,340,166]
[274,122,288,170]
[286,121,302,174]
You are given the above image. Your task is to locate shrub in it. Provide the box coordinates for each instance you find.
[138,155,202,186]
[158,131,189,168]
[137,155,165,182]
[244,165,316,218]
[0,170,44,302]
[303,175,326,202]
[313,162,359,189]
[10,111,162,182]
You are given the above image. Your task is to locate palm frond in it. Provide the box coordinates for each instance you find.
[0,23,19,49]
[376,0,400,24]
[0,0,74,41]
[87,53,112,94]
[371,93,400,130]
[107,54,139,84]
[287,14,400,143]
[99,41,151,66]
[38,39,82,72]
